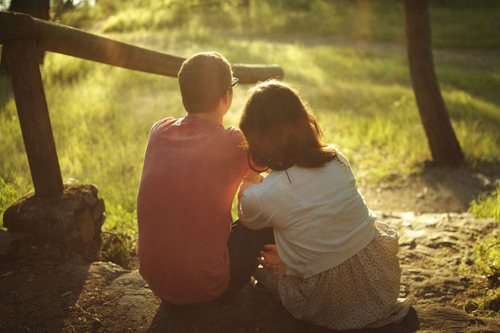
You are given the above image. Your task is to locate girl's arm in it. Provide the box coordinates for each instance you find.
[237,171,272,230]
[238,170,263,202]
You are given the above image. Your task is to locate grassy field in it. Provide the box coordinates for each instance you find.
[1,0,500,234]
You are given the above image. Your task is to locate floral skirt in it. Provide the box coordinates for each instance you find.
[254,221,411,331]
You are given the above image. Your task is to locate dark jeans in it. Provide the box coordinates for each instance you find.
[219,220,274,300]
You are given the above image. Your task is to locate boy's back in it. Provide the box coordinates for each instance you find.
[137,116,248,304]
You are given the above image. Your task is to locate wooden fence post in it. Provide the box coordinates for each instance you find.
[3,38,64,197]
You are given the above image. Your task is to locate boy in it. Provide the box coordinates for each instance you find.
[137,52,272,305]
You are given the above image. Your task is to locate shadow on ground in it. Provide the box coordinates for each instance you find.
[147,286,421,333]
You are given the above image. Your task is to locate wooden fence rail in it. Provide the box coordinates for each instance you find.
[0,11,284,198]
[0,11,284,83]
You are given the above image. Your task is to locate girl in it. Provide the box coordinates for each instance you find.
[237,80,410,330]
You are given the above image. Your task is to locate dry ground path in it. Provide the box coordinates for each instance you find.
[1,208,500,332]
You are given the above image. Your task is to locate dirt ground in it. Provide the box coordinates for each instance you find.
[359,164,500,215]
[0,165,499,332]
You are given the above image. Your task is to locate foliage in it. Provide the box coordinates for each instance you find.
[0,177,21,229]
[429,3,500,48]
[464,181,500,317]
[99,231,135,267]
[463,287,500,318]
[105,205,138,236]
[473,234,500,276]
[462,232,500,317]
[84,0,500,48]
[469,181,500,221]
[54,0,118,28]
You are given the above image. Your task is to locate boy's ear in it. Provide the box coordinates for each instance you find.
[222,89,232,106]
[220,89,233,115]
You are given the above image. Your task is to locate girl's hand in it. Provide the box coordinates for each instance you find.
[257,244,282,269]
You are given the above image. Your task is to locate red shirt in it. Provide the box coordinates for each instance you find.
[137,116,248,304]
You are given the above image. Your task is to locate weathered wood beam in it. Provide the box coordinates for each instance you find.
[34,18,186,78]
[3,37,64,197]
[0,11,37,41]
[0,11,284,83]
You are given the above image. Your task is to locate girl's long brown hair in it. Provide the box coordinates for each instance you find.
[239,80,338,171]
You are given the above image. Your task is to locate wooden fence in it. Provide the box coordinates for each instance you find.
[0,11,284,198]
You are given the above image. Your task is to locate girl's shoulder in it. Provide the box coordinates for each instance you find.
[335,151,350,166]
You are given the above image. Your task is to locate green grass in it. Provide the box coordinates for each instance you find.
[464,181,500,318]
[470,181,500,221]
[462,230,500,317]
[68,0,500,49]
[1,0,499,235]
[430,2,500,49]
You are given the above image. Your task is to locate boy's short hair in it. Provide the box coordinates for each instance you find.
[178,52,233,114]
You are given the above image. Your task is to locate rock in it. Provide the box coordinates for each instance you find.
[0,229,14,260]
[89,261,125,280]
[472,173,492,189]
[92,198,106,222]
[2,184,106,256]
[111,270,158,323]
[74,208,95,251]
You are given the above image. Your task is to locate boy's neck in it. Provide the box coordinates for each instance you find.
[187,110,223,124]
[187,91,231,124]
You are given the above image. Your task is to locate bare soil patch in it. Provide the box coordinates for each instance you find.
[360,165,500,214]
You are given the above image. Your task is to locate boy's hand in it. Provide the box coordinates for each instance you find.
[257,244,282,269]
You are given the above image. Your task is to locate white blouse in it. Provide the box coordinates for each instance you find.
[238,153,376,279]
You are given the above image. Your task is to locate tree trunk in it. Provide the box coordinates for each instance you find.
[404,0,464,167]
